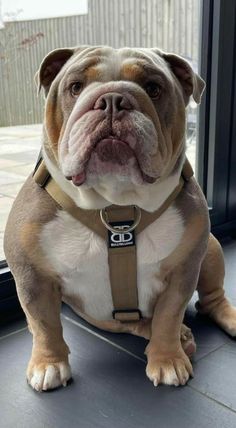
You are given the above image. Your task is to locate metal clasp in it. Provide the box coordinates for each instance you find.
[100,205,141,234]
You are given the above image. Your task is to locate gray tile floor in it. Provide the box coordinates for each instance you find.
[1,240,236,428]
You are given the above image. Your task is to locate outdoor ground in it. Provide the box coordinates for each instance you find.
[0,125,42,259]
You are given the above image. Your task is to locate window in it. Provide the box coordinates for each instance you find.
[1,0,236,289]
[0,0,202,261]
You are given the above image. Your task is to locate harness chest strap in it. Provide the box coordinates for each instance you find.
[33,158,193,322]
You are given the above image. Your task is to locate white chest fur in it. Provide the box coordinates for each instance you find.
[40,207,184,320]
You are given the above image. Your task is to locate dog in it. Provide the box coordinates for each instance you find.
[4,46,236,391]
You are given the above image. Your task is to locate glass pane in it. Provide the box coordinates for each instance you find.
[0,0,201,260]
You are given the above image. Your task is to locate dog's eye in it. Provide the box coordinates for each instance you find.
[70,82,82,97]
[144,82,161,99]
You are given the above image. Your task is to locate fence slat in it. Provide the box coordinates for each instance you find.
[0,0,200,126]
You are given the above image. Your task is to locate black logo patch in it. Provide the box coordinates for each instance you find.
[108,221,135,248]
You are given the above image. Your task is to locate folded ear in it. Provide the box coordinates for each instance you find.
[35,48,75,96]
[161,52,205,104]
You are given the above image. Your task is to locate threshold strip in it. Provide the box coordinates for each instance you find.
[0,326,28,340]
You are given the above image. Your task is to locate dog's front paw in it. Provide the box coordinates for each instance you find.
[146,350,194,387]
[27,360,72,392]
[180,324,196,357]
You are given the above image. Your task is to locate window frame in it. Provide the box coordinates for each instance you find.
[0,261,24,324]
[199,0,236,237]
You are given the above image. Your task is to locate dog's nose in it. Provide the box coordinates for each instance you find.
[94,93,132,114]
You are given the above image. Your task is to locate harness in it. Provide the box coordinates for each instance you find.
[33,156,193,322]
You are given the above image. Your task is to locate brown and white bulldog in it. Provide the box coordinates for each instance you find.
[4,46,236,391]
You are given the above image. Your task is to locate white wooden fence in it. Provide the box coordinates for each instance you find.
[0,0,200,126]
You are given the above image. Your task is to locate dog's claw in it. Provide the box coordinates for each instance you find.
[146,350,193,387]
[27,361,71,392]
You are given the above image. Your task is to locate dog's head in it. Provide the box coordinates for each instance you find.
[36,46,204,209]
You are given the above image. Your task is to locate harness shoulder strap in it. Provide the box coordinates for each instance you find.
[33,157,193,238]
[34,160,107,239]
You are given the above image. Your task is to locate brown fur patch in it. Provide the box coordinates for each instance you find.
[121,63,145,82]
[45,98,63,152]
[161,212,207,274]
[171,102,185,154]
[84,65,101,81]
[4,175,59,279]
[20,222,58,279]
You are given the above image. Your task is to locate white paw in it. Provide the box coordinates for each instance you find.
[27,361,72,392]
[146,352,194,387]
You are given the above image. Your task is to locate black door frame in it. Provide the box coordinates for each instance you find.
[198,0,236,237]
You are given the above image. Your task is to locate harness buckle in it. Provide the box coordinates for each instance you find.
[100,205,141,234]
[112,309,142,322]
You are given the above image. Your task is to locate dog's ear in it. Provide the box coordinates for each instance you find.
[35,48,75,96]
[160,52,205,104]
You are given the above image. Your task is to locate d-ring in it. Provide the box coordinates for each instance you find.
[100,205,141,234]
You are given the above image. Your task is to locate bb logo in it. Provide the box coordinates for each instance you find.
[111,226,133,244]
[108,223,135,248]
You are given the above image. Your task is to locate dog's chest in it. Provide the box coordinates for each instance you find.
[40,207,184,320]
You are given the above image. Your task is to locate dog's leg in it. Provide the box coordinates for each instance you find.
[16,271,71,392]
[126,320,196,357]
[145,260,200,387]
[196,233,236,336]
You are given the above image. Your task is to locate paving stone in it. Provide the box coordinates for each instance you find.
[0,196,15,258]
[0,124,42,137]
[0,232,5,260]
[0,196,15,224]
[3,163,34,177]
[2,150,40,163]
[0,181,24,198]
[0,158,24,169]
[0,142,40,155]
[0,170,26,185]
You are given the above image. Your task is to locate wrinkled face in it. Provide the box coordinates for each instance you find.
[39,46,204,204]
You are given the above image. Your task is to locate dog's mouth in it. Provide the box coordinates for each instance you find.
[67,137,157,186]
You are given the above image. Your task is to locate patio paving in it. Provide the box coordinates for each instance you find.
[0,124,196,261]
[0,125,42,260]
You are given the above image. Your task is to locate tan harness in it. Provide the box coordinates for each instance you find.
[33,157,193,322]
